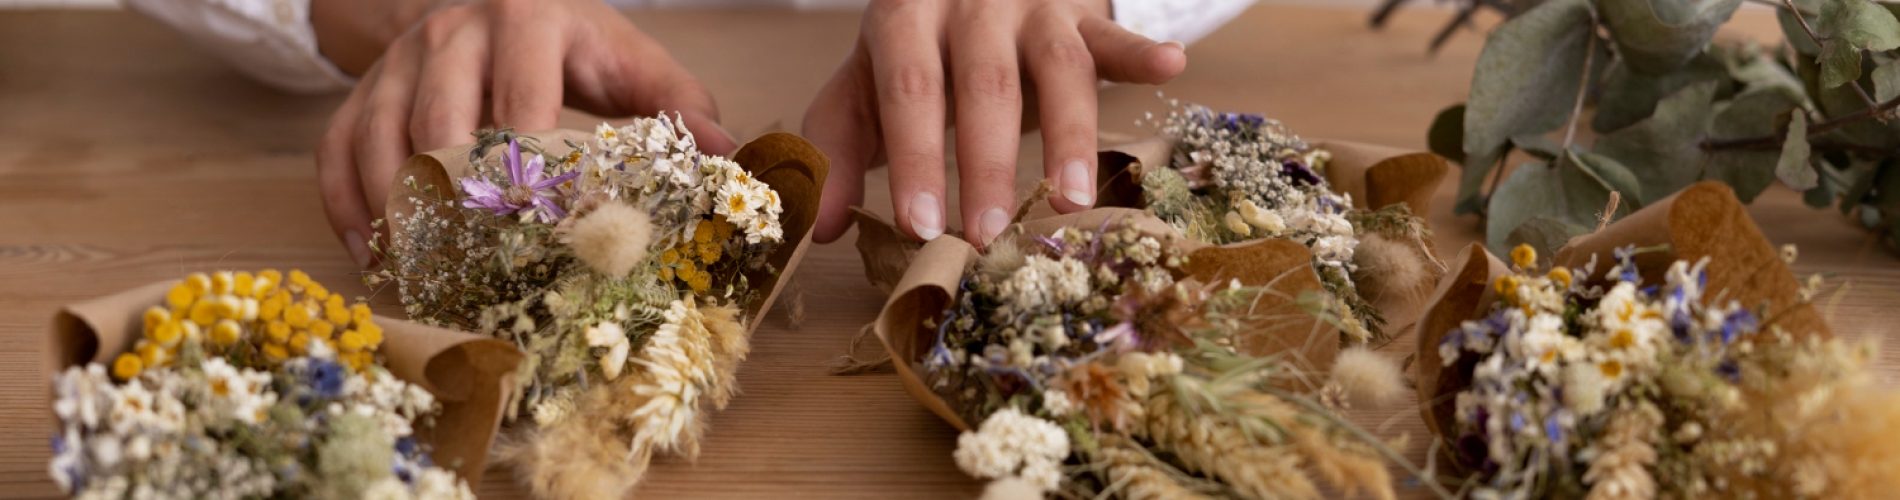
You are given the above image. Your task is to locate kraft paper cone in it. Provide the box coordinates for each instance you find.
[1413,181,1830,453]
[46,282,524,485]
[866,207,1336,431]
[1096,136,1451,337]
[389,130,830,332]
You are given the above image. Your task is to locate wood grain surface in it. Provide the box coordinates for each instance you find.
[1,4,1894,499]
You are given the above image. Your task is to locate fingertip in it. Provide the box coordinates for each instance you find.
[1141,41,1188,83]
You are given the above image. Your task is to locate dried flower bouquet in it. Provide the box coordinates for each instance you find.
[1416,182,1900,498]
[373,115,826,499]
[1097,99,1451,347]
[866,208,1447,499]
[46,270,522,499]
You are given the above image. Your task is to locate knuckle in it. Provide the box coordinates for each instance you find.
[885,65,943,103]
[887,150,942,172]
[417,12,464,49]
[959,62,1018,101]
[1031,38,1093,70]
[963,158,1016,185]
[1049,123,1096,149]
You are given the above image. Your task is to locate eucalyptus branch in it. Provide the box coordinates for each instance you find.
[1701,95,1900,151]
[1782,0,1886,113]
[1558,31,1599,157]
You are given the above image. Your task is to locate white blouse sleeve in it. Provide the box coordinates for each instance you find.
[1109,0,1256,46]
[123,0,354,94]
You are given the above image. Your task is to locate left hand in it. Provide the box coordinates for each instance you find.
[802,0,1188,247]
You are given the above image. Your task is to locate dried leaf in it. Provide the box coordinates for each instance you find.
[1595,80,1720,204]
[1820,39,1864,90]
[1459,0,1601,213]
[1778,113,1819,190]
[1428,104,1467,163]
[1599,0,1741,74]
[1705,88,1802,201]
[1820,0,1900,51]
[1594,54,1729,133]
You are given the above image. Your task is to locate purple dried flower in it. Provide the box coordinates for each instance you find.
[459,138,578,222]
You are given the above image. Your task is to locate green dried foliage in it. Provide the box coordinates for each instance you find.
[1385,0,1900,255]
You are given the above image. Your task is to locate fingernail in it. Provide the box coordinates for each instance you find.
[910,192,945,241]
[1060,159,1095,207]
[978,207,1010,244]
[1159,40,1185,51]
[345,231,372,269]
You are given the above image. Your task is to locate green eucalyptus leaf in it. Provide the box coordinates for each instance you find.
[1842,160,1881,214]
[1819,0,1900,51]
[1807,52,1900,149]
[1780,6,1822,55]
[1429,104,1467,163]
[1594,54,1730,132]
[1705,88,1801,201]
[1512,133,1566,160]
[1570,150,1647,207]
[1727,48,1811,108]
[1484,158,1621,254]
[1778,113,1820,189]
[1459,0,1600,214]
[1595,81,1722,204]
[1599,0,1742,74]
[1820,39,1864,89]
[1506,217,1591,262]
[1873,59,1900,101]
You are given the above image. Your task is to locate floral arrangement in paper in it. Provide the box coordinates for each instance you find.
[375,115,824,499]
[1432,242,1900,499]
[49,270,472,499]
[897,215,1444,499]
[1120,99,1444,346]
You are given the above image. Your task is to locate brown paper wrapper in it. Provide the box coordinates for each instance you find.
[1095,136,1451,336]
[46,282,524,485]
[1412,181,1830,451]
[866,207,1337,431]
[389,130,830,332]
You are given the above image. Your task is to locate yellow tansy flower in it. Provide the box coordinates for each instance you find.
[357,322,384,347]
[324,296,351,325]
[1548,267,1573,290]
[265,320,291,344]
[688,273,711,293]
[698,240,722,264]
[289,332,311,354]
[136,341,168,368]
[165,283,198,310]
[714,217,735,240]
[259,294,285,321]
[233,271,255,298]
[149,320,184,347]
[288,269,311,288]
[184,272,211,294]
[678,263,699,282]
[350,303,373,326]
[142,306,171,336]
[1511,244,1537,270]
[660,267,676,282]
[338,329,368,352]
[307,282,330,302]
[211,271,234,296]
[660,249,680,265]
[694,219,716,243]
[262,342,289,362]
[111,353,143,381]
[210,319,243,347]
[285,301,313,328]
[310,320,336,340]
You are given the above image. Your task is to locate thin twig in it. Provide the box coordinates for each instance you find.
[1783,0,1886,113]
[1701,95,1900,151]
[1558,29,1600,157]
[1595,192,1621,232]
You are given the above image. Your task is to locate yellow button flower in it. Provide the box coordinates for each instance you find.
[698,240,723,264]
[136,341,169,368]
[111,353,143,381]
[285,301,313,328]
[338,329,368,352]
[259,294,285,321]
[211,319,243,347]
[289,332,311,354]
[142,306,171,336]
[184,272,211,294]
[307,282,330,301]
[265,320,291,344]
[233,271,255,298]
[350,303,373,326]
[210,271,234,296]
[262,342,289,362]
[309,319,336,340]
[1511,244,1537,270]
[288,269,311,289]
[324,295,350,325]
[357,322,384,347]
[149,319,184,348]
[165,283,198,310]
[688,273,711,293]
[1548,267,1573,290]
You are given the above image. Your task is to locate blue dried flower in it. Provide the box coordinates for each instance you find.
[307,359,346,399]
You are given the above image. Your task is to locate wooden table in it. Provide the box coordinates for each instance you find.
[1,4,1894,499]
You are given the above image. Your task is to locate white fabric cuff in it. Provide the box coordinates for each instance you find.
[1110,0,1257,46]
[124,0,354,94]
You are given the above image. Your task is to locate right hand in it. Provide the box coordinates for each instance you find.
[313,0,736,268]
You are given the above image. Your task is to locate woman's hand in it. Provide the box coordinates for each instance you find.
[803,0,1187,246]
[313,0,735,268]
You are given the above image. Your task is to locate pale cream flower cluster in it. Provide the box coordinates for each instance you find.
[627,298,718,455]
[953,407,1071,493]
